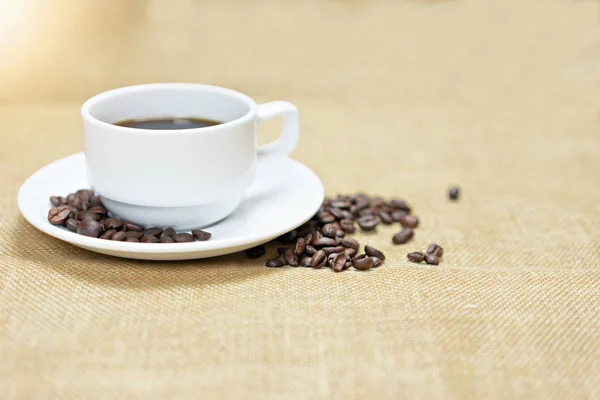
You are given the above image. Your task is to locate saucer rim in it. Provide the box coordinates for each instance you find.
[18,152,324,256]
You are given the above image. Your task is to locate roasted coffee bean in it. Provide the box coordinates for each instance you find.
[392,228,414,244]
[50,196,65,207]
[77,219,103,238]
[98,218,107,227]
[163,227,176,237]
[329,207,346,220]
[344,261,352,270]
[143,228,163,237]
[76,189,95,202]
[426,243,444,257]
[305,245,317,256]
[68,206,79,219]
[100,229,117,240]
[111,231,126,241]
[340,237,359,250]
[389,198,410,211]
[319,212,336,224]
[335,230,345,238]
[277,247,289,255]
[68,196,84,210]
[426,254,440,265]
[340,219,356,233]
[301,256,313,267]
[66,193,77,204]
[311,230,323,243]
[77,211,101,221]
[370,197,385,208]
[311,250,327,268]
[330,200,351,209]
[90,195,104,207]
[371,257,383,267]
[87,206,107,215]
[173,233,194,243]
[125,231,142,239]
[124,222,143,232]
[391,209,408,222]
[140,235,159,243]
[124,237,141,243]
[323,246,345,256]
[285,249,299,266]
[313,237,338,247]
[353,257,374,271]
[353,253,368,261]
[327,253,338,268]
[349,205,361,217]
[354,197,370,210]
[48,206,71,225]
[365,245,385,261]
[449,186,460,201]
[245,245,266,258]
[159,235,174,243]
[359,208,376,217]
[407,252,426,263]
[103,218,123,230]
[277,230,298,243]
[192,229,212,241]
[331,253,348,272]
[294,238,306,256]
[378,211,394,225]
[343,248,357,258]
[357,216,379,231]
[399,215,419,228]
[65,218,78,232]
[304,233,313,246]
[322,224,337,238]
[266,257,285,268]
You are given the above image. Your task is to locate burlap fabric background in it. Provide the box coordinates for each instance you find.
[1,1,599,398]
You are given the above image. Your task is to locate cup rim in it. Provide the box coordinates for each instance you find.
[81,83,257,135]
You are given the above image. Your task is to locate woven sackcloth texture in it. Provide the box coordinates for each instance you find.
[0,0,599,398]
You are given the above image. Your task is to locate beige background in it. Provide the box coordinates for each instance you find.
[1,0,599,398]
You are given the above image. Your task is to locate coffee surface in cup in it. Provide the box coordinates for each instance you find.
[114,117,223,130]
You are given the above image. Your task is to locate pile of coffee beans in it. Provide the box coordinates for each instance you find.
[48,189,211,243]
[407,243,444,265]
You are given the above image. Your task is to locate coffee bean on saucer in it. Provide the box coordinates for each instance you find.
[266,257,285,268]
[76,189,94,203]
[331,252,348,272]
[124,237,141,243]
[407,252,426,263]
[304,245,317,256]
[399,215,419,229]
[77,219,103,238]
[425,254,440,265]
[353,257,374,271]
[365,245,385,261]
[111,231,126,241]
[159,235,174,243]
[378,211,394,225]
[50,196,65,207]
[100,229,117,240]
[192,229,212,241]
[427,243,444,257]
[311,250,327,268]
[48,206,71,225]
[143,228,163,237]
[371,257,383,267]
[449,186,460,201]
[294,237,306,256]
[123,222,143,232]
[103,218,122,230]
[77,211,101,221]
[90,195,104,207]
[125,231,142,239]
[392,228,414,244]
[285,249,299,266]
[357,215,379,231]
[340,219,356,233]
[245,245,266,258]
[87,206,107,215]
[68,196,84,210]
[65,218,78,232]
[141,234,159,243]
[173,233,194,243]
[163,227,176,237]
[340,237,359,250]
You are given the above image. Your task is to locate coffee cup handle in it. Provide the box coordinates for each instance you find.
[256,101,299,160]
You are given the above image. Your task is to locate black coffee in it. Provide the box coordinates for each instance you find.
[114,117,222,130]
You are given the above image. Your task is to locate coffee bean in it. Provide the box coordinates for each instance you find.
[349,205,361,217]
[90,195,104,207]
[392,228,414,244]
[301,256,313,267]
[331,253,348,272]
[76,189,94,203]
[370,197,386,208]
[305,245,317,256]
[378,211,393,225]
[125,231,142,239]
[407,252,426,263]
[277,230,298,243]
[340,237,359,250]
[313,237,337,248]
[357,215,379,231]
[66,193,77,204]
[330,200,351,209]
[163,227,176,237]
[359,208,376,217]
[310,230,323,243]
[343,248,357,258]
[365,245,385,261]
[353,253,368,261]
[266,257,285,268]
[426,243,444,257]
[311,250,327,268]
[69,196,84,210]
[48,206,71,225]
[399,215,419,228]
[329,207,346,220]
[327,253,338,268]
[159,235,174,243]
[371,257,383,267]
[353,257,374,271]
[285,249,299,266]
[141,235,159,243]
[77,219,103,238]
[426,254,440,265]
[389,198,410,212]
[344,261,352,270]
[173,233,194,243]
[124,222,143,232]
[98,218,107,227]
[111,231,126,241]
[100,229,117,240]
[50,196,64,207]
[449,186,460,201]
[65,218,78,232]
[124,237,140,243]
[294,238,306,256]
[323,246,345,256]
[245,245,266,258]
[192,229,212,241]
[319,212,336,224]
[277,247,289,255]
[322,224,337,238]
[103,218,123,230]
[391,210,408,222]
[143,228,163,237]
[77,211,101,221]
[340,219,356,233]
[87,206,107,215]
[304,233,313,246]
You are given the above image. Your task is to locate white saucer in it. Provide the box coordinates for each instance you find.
[18,153,324,260]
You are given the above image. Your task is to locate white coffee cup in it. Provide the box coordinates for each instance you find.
[81,83,299,229]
